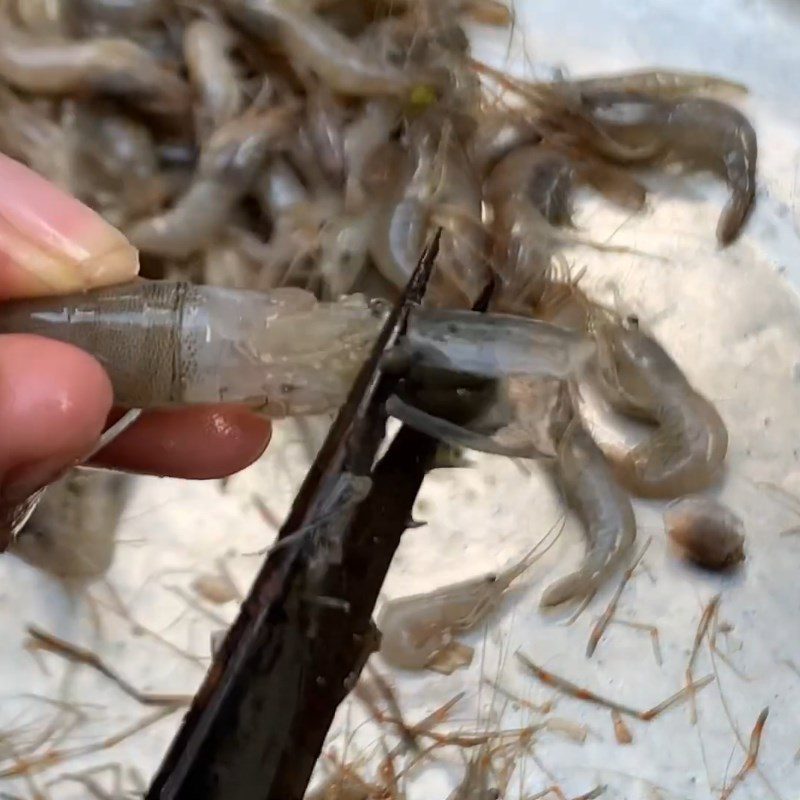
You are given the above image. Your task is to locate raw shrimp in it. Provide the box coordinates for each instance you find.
[65,102,163,223]
[184,18,245,137]
[0,13,190,114]
[485,143,648,311]
[664,496,745,570]
[0,280,388,416]
[540,415,636,607]
[593,316,729,499]
[370,117,491,306]
[222,0,424,97]
[377,540,548,670]
[12,469,131,579]
[128,106,295,258]
[557,91,757,244]
[0,82,72,188]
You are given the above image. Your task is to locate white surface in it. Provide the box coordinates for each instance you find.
[2,1,800,797]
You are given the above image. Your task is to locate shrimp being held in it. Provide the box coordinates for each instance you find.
[0,280,388,417]
[593,315,728,498]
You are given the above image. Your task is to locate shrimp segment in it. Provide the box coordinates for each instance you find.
[0,280,388,416]
[593,318,728,499]
[540,417,636,607]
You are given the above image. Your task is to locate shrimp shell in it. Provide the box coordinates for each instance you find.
[594,320,729,499]
[222,0,420,97]
[540,417,636,607]
[377,543,544,670]
[0,14,190,114]
[664,496,745,570]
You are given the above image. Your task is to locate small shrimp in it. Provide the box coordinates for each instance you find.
[0,82,72,188]
[485,143,649,311]
[12,469,131,579]
[593,316,728,499]
[128,105,295,258]
[222,0,423,97]
[65,102,163,222]
[301,84,349,187]
[0,280,388,417]
[664,496,745,571]
[377,540,549,670]
[0,13,190,114]
[540,415,637,607]
[555,91,757,244]
[370,118,490,306]
[184,18,245,137]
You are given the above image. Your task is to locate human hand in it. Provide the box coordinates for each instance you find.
[0,154,271,547]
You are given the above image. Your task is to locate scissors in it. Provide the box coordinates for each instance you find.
[147,231,453,800]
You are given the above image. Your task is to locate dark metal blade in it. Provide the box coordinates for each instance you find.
[147,232,442,800]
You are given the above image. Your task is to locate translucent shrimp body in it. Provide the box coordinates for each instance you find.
[562,92,757,244]
[377,545,543,670]
[0,280,388,417]
[541,417,636,607]
[0,12,189,114]
[594,320,729,499]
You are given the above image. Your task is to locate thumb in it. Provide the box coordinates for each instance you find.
[0,154,137,548]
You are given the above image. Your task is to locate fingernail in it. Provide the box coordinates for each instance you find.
[0,154,140,298]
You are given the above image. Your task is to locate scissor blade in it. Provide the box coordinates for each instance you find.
[147,232,442,800]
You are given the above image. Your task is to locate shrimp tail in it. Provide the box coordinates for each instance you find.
[717,182,755,246]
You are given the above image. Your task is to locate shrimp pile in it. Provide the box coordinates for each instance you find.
[0,0,754,686]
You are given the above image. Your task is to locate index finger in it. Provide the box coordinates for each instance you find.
[0,153,140,299]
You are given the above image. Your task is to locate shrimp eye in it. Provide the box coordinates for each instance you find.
[625,314,639,329]
[486,574,497,584]
[280,383,294,395]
